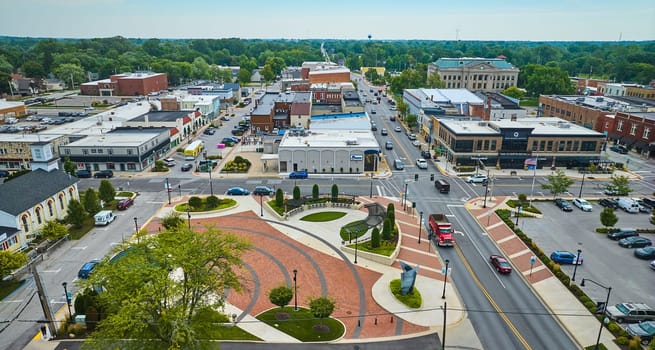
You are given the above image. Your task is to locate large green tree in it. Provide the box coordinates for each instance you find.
[53,63,86,88]
[40,220,68,240]
[66,199,86,228]
[268,285,293,309]
[606,174,632,196]
[98,180,116,204]
[308,296,335,325]
[83,225,250,350]
[0,250,28,279]
[83,188,102,215]
[520,64,575,96]
[541,169,575,198]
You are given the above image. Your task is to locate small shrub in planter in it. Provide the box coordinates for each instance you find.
[615,336,629,345]
[583,300,596,311]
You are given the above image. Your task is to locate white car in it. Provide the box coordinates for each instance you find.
[412,140,421,147]
[416,159,428,169]
[572,198,593,212]
[465,174,488,183]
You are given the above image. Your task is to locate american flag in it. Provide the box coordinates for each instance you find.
[524,157,538,167]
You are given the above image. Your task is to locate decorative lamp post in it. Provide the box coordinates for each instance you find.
[572,249,582,282]
[259,194,264,217]
[293,269,298,311]
[483,169,490,208]
[418,211,423,244]
[579,172,586,198]
[187,206,191,229]
[203,151,214,196]
[369,173,374,198]
[165,177,171,205]
[62,282,72,323]
[441,259,450,299]
[580,278,612,350]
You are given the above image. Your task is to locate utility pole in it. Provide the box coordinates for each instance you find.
[31,263,57,339]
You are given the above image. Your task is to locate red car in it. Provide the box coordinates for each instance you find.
[117,198,134,210]
[490,255,512,274]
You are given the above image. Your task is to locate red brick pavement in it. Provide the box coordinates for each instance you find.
[142,208,428,339]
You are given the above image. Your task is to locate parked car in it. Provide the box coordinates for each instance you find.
[94,170,114,178]
[618,197,640,213]
[634,198,653,213]
[651,260,655,270]
[0,170,9,178]
[572,198,593,212]
[77,260,101,279]
[163,158,176,167]
[226,187,250,195]
[416,159,428,169]
[181,163,193,172]
[465,174,488,183]
[117,198,134,210]
[635,246,655,260]
[550,251,583,265]
[203,128,216,135]
[554,198,573,212]
[490,255,512,274]
[420,150,431,159]
[610,145,629,154]
[221,137,240,144]
[412,140,421,147]
[608,228,639,240]
[626,321,655,345]
[618,236,652,248]
[289,170,308,179]
[394,159,404,170]
[75,169,91,178]
[253,186,274,196]
[390,115,396,121]
[606,302,655,323]
[641,198,655,207]
[598,198,619,209]
[407,133,417,140]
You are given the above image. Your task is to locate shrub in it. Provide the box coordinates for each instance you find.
[188,196,202,209]
[616,336,629,345]
[162,211,184,229]
[382,218,391,241]
[275,188,284,207]
[371,227,381,248]
[628,338,641,350]
[312,184,319,200]
[205,195,220,209]
[608,322,622,335]
[569,284,584,297]
[268,285,293,309]
[331,184,338,201]
[293,186,301,200]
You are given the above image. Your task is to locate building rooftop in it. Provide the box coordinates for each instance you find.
[0,133,64,143]
[309,67,351,76]
[545,95,650,113]
[0,99,25,109]
[310,112,370,130]
[433,57,518,70]
[280,129,379,150]
[65,128,166,147]
[440,117,605,136]
[40,102,153,136]
[131,111,191,122]
[0,169,79,216]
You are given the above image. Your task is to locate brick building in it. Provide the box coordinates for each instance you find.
[80,72,168,96]
[612,112,655,157]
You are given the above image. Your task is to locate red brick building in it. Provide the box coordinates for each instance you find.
[612,111,655,157]
[80,72,168,96]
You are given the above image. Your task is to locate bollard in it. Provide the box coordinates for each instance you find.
[414,173,418,181]
[358,320,361,327]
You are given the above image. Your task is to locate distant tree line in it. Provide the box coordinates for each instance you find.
[0,36,653,97]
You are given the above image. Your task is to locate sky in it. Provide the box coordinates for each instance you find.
[1,0,654,41]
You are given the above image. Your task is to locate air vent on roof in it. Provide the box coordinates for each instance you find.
[478,122,487,127]
[559,123,571,128]
[346,139,358,145]
[596,97,604,103]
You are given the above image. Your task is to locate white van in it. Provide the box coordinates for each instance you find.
[94,210,116,226]
[617,197,640,213]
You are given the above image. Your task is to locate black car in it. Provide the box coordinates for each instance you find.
[203,128,216,135]
[554,198,573,212]
[599,198,619,209]
[618,236,652,248]
[75,169,92,178]
[610,145,629,154]
[420,150,431,159]
[94,170,114,178]
[253,186,274,196]
[642,198,655,207]
[607,228,639,240]
[181,163,193,172]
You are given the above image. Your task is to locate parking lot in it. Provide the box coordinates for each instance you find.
[519,199,654,310]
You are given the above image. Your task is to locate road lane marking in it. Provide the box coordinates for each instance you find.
[454,244,532,350]
[41,268,61,273]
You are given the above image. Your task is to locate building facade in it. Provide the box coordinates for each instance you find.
[80,72,168,96]
[0,134,69,173]
[427,57,519,93]
[436,118,605,169]
[612,112,655,157]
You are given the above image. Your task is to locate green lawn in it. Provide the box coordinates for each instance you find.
[68,216,95,240]
[0,279,25,300]
[505,200,542,214]
[520,97,539,106]
[192,308,261,341]
[390,279,422,308]
[173,198,236,212]
[256,306,345,342]
[339,220,369,241]
[350,239,396,256]
[301,211,346,222]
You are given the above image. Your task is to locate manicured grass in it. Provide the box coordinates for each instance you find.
[505,200,542,214]
[389,278,422,308]
[301,211,346,222]
[350,239,396,256]
[520,97,539,107]
[339,220,369,241]
[0,279,24,300]
[192,308,261,341]
[268,200,285,216]
[117,191,134,197]
[173,198,237,212]
[256,306,345,341]
[68,216,95,240]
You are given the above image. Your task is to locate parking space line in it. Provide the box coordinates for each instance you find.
[508,249,531,259]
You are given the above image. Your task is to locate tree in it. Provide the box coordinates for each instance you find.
[63,157,76,175]
[83,225,251,350]
[371,227,381,248]
[98,180,116,204]
[426,73,445,88]
[275,188,284,207]
[382,218,392,241]
[66,199,86,228]
[308,296,335,325]
[331,184,339,201]
[237,68,252,86]
[83,188,102,215]
[541,170,575,198]
[607,174,632,196]
[268,285,293,309]
[396,100,409,119]
[0,250,28,279]
[386,203,395,224]
[502,86,526,100]
[312,184,319,200]
[53,63,86,88]
[161,211,184,230]
[520,64,574,96]
[260,64,275,84]
[40,220,68,240]
[293,186,301,200]
[205,195,220,209]
[406,114,418,130]
[600,208,619,229]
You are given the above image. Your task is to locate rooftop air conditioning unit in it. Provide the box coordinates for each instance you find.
[346,140,358,145]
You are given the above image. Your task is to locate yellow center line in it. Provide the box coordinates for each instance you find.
[454,244,532,350]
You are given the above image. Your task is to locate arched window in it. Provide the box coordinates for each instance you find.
[68,188,74,198]
[59,194,65,209]
[35,207,43,225]
[22,215,29,232]
[47,201,54,217]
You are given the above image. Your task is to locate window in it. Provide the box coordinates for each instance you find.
[64,149,70,155]
[558,142,565,152]
[35,207,42,225]
[565,141,572,151]
[546,141,553,151]
[532,141,538,151]
[483,140,489,150]
[127,149,133,155]
[490,140,497,150]
[539,140,545,151]
[97,149,103,154]
[573,141,579,151]
[91,149,97,153]
[476,140,482,150]
[82,149,88,155]
[22,216,29,232]
[630,123,637,136]
[644,128,650,139]
[617,120,623,131]
[59,194,65,209]
[108,149,113,155]
[47,201,54,217]
[127,162,137,170]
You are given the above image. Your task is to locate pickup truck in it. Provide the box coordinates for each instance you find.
[428,214,455,247]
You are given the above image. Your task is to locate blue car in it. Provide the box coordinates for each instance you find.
[550,251,583,265]
[289,170,308,179]
[77,259,100,279]
[226,187,250,195]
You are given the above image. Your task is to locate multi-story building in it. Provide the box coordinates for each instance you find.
[436,117,605,169]
[612,111,655,157]
[124,110,200,148]
[80,72,168,96]
[0,134,69,173]
[427,57,519,92]
[251,91,312,132]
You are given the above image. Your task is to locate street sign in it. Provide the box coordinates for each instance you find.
[530,256,536,265]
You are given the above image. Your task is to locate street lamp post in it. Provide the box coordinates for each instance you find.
[61,282,72,323]
[579,172,586,198]
[581,278,612,350]
[354,229,358,264]
[165,177,171,205]
[418,211,423,244]
[178,184,182,198]
[515,206,521,226]
[259,194,264,217]
[441,259,450,299]
[572,249,582,281]
[403,183,408,210]
[133,217,138,235]
[186,206,191,229]
[369,173,373,198]
[483,169,490,208]
[293,269,298,311]
[203,151,214,197]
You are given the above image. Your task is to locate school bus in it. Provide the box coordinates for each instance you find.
[184,140,204,160]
